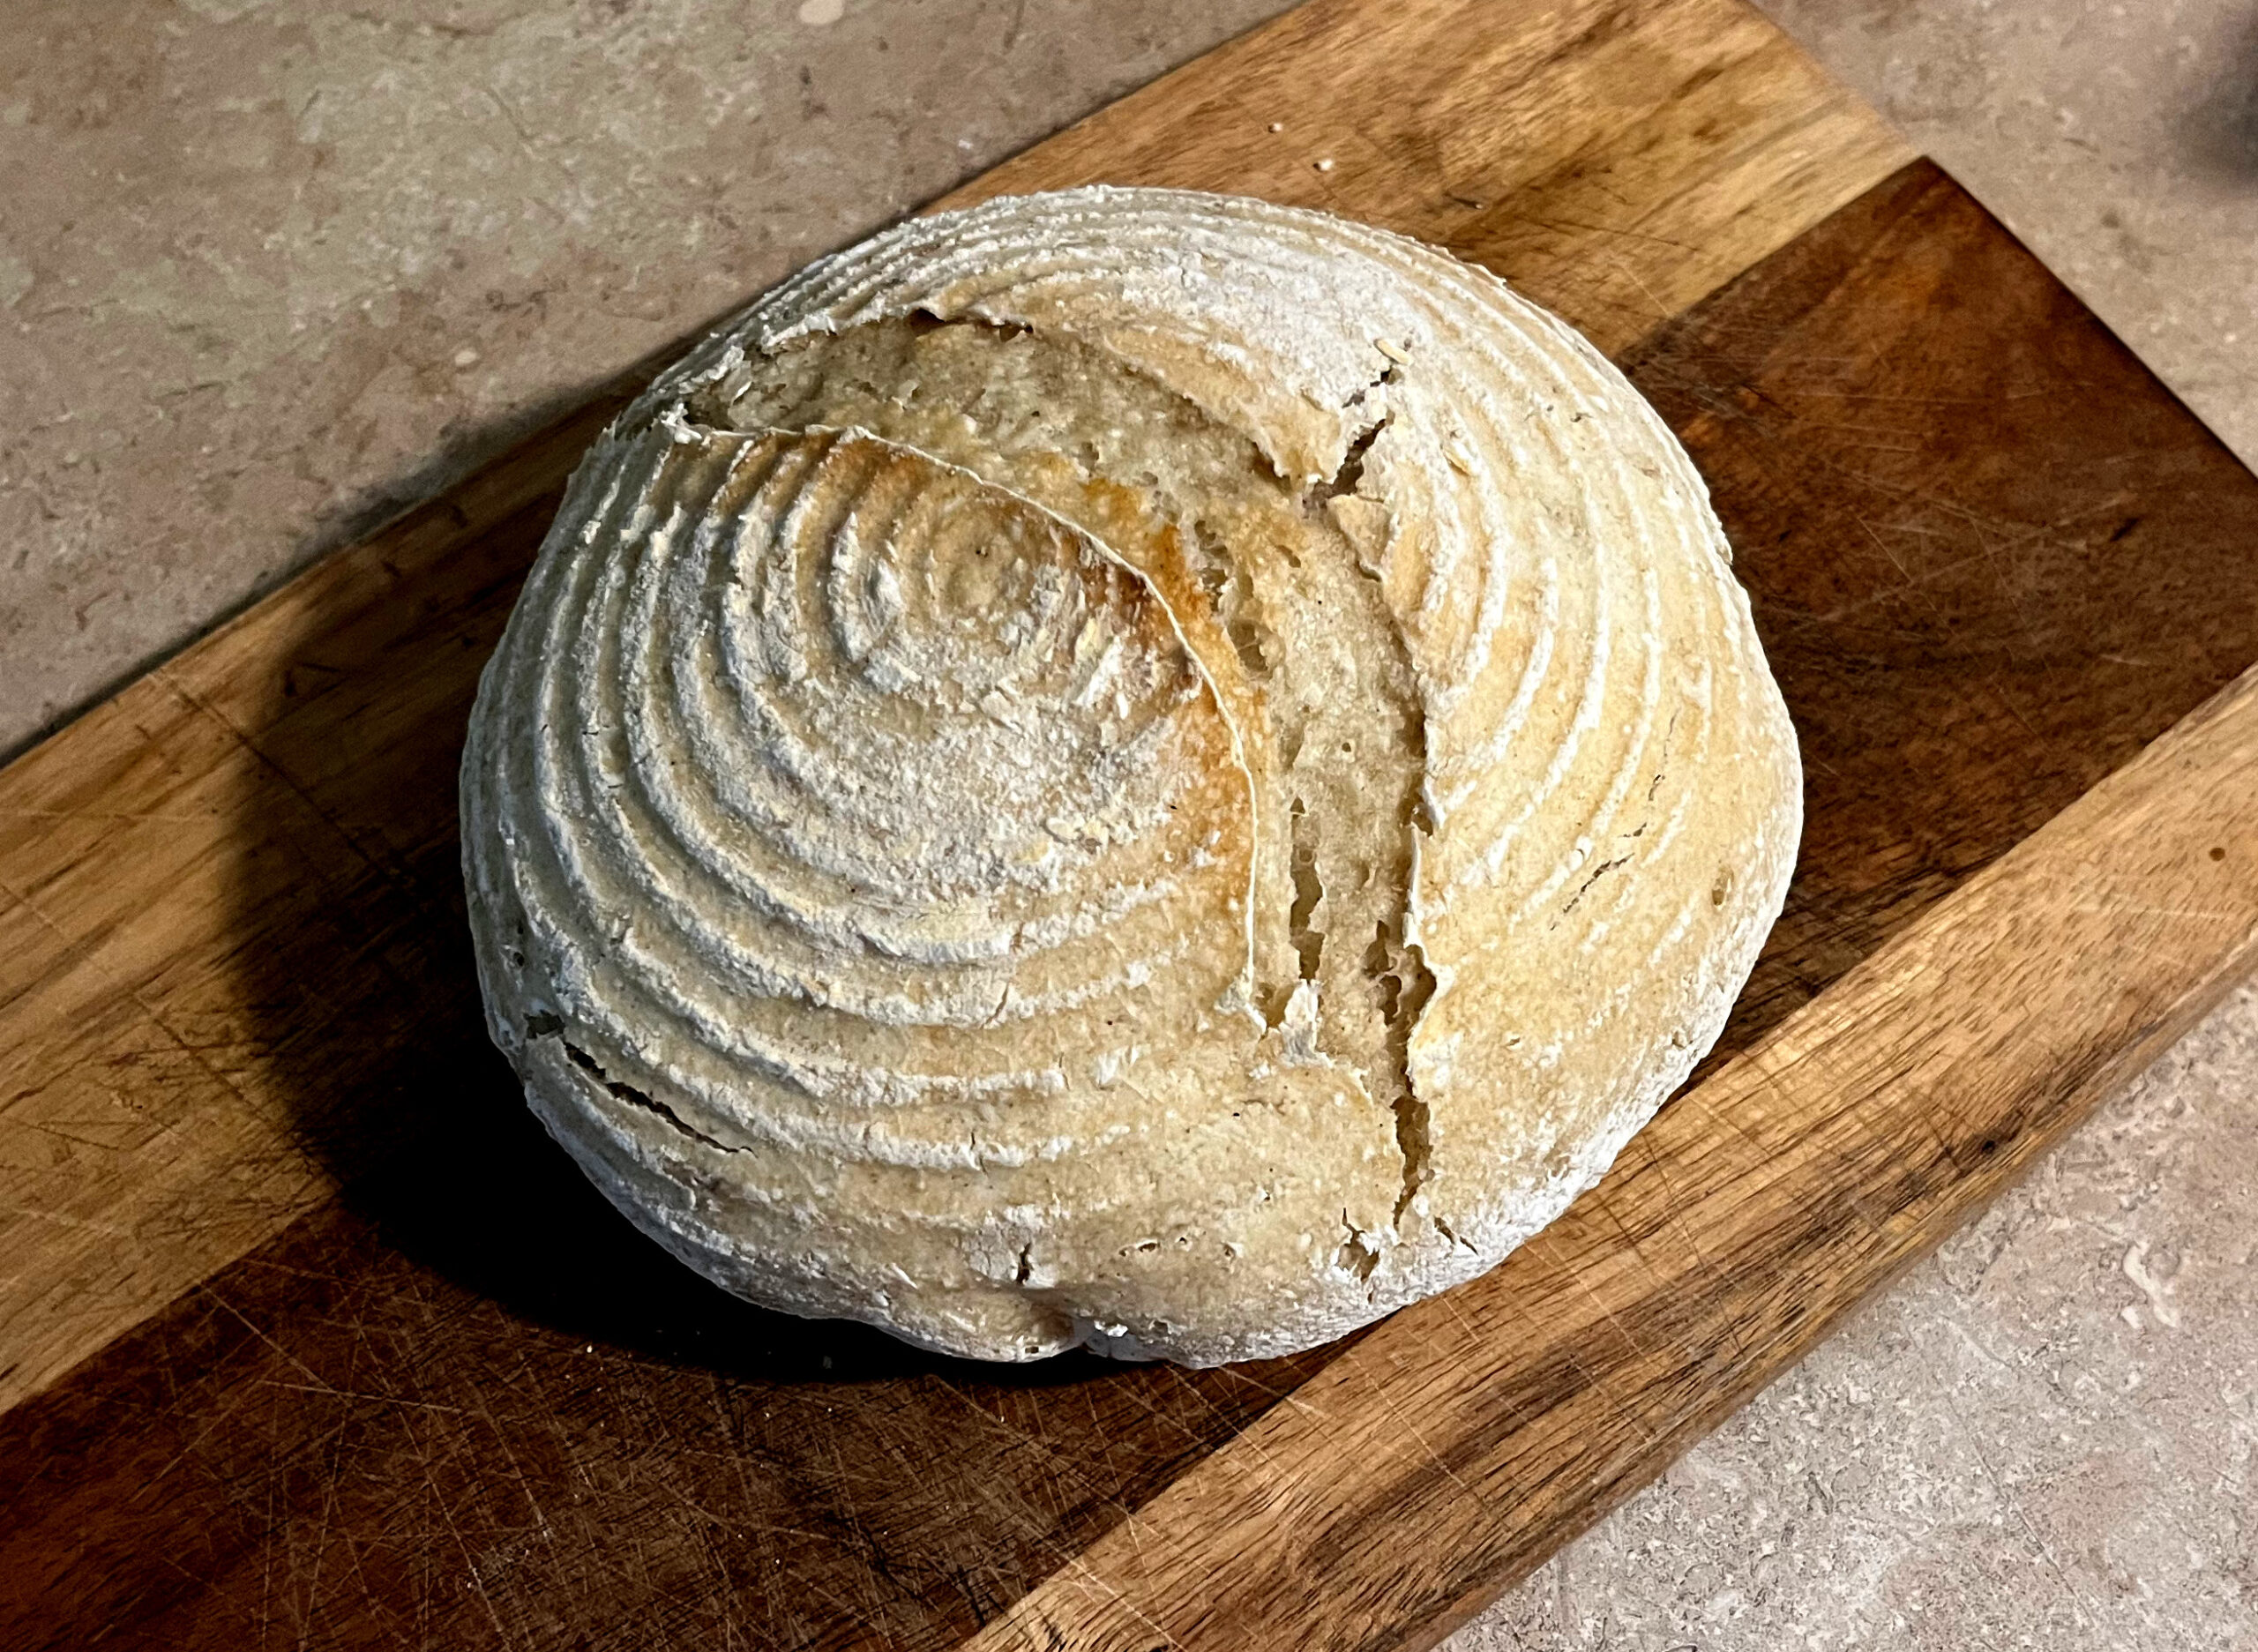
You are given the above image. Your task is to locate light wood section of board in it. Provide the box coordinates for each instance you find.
[957,661,2258,1652]
[0,0,1909,1414]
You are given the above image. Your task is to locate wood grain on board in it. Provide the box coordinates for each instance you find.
[9,154,2258,1649]
[0,0,1910,1423]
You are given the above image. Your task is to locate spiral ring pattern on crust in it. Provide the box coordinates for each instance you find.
[463,188,1801,1366]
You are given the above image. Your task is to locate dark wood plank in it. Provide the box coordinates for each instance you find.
[1648,161,2258,1067]
[0,1140,1330,1651]
[8,160,2258,1650]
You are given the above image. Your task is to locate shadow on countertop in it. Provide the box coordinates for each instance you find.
[2181,7,2258,182]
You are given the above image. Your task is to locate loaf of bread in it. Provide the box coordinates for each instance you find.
[460,187,1799,1366]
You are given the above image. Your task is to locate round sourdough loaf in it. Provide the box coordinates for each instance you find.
[460,187,1801,1366]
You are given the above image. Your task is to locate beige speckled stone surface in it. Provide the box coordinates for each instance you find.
[4,1,2255,1644]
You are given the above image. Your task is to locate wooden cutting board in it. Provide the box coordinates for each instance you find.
[5,1,2258,1647]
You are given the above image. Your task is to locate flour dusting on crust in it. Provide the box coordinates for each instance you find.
[461,188,1802,1366]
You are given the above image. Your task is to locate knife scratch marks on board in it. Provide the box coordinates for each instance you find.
[931,1376,1098,1465]
[1347,1357,1477,1501]
[1163,1363,1284,1475]
[196,1282,335,1394]
[0,807,215,824]
[1669,1083,1776,1163]
[1424,1282,1489,1356]
[255,1383,465,1414]
[1583,1190,1675,1338]
[1640,1145,1756,1370]
[2072,898,2246,924]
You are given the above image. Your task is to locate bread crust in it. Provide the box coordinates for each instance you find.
[461,188,1802,1365]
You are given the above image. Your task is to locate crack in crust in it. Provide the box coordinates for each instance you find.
[559,1037,736,1155]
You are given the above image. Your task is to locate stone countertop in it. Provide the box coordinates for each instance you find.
[5,3,2253,1646]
